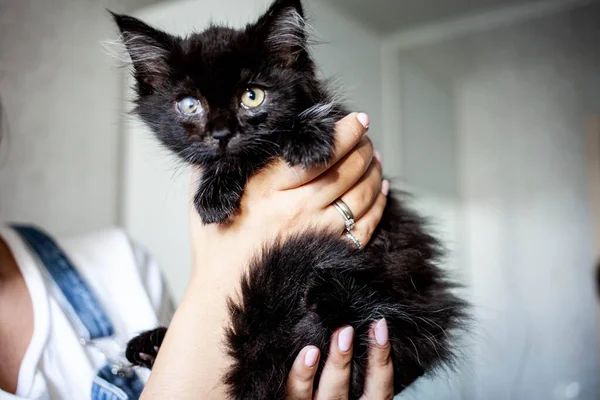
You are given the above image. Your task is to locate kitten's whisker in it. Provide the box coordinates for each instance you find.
[407,337,422,366]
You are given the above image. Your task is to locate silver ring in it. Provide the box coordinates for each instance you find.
[345,230,363,249]
[332,199,355,231]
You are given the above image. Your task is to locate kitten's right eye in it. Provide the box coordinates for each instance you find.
[176,97,201,115]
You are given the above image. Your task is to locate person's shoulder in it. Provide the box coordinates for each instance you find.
[56,227,142,280]
[62,228,154,275]
[57,227,175,324]
[58,226,132,250]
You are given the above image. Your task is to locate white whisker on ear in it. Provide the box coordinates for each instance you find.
[106,32,172,78]
[301,17,320,44]
[123,33,169,62]
[100,37,131,67]
[266,9,307,55]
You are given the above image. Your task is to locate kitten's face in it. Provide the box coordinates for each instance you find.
[113,0,317,165]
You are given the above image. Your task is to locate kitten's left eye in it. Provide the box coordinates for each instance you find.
[176,97,201,115]
[240,88,265,109]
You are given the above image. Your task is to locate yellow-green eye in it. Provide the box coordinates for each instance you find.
[176,97,201,115]
[240,88,265,109]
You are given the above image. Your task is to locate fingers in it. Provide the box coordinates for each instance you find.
[287,322,394,400]
[361,319,394,400]
[346,180,389,246]
[306,135,374,207]
[272,112,370,190]
[322,176,388,247]
[286,346,321,400]
[315,326,354,400]
[337,157,382,221]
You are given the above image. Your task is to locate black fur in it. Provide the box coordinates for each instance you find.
[125,327,166,369]
[115,1,468,398]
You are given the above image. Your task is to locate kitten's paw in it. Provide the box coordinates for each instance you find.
[196,205,234,224]
[284,119,336,168]
[126,327,167,370]
[284,141,332,169]
[194,182,241,224]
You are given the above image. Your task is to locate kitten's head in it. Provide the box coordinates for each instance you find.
[113,0,327,166]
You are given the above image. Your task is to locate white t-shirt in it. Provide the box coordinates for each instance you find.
[0,227,175,400]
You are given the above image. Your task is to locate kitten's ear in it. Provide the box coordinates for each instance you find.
[110,12,178,91]
[252,0,308,67]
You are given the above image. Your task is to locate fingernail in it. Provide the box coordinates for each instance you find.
[304,348,319,367]
[381,179,390,196]
[357,113,370,129]
[338,326,354,352]
[375,318,389,346]
[374,150,382,164]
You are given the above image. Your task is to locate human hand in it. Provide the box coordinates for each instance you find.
[148,113,389,400]
[286,319,394,400]
[189,112,389,279]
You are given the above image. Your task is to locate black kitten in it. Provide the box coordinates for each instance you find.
[113,1,468,398]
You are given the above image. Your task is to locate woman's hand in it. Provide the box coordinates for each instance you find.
[142,112,389,399]
[286,319,394,400]
[190,112,389,281]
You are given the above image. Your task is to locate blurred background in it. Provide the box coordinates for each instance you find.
[1,0,599,398]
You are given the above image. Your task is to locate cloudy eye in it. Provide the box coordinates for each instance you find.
[240,88,265,109]
[176,97,201,115]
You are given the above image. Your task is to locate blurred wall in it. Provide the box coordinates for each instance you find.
[303,0,383,151]
[400,3,600,398]
[0,0,157,235]
[399,61,456,198]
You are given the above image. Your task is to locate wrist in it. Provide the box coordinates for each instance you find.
[188,252,251,298]
[191,240,256,275]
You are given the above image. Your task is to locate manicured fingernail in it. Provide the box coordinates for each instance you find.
[374,150,382,164]
[338,326,354,352]
[381,179,390,196]
[304,348,319,367]
[375,318,389,346]
[357,113,370,129]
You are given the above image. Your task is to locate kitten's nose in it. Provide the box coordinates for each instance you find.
[212,129,232,142]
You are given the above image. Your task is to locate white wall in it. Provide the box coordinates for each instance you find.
[399,59,457,198]
[304,0,383,150]
[398,3,600,398]
[122,0,384,301]
[0,0,158,235]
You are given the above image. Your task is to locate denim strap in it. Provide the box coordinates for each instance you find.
[12,225,114,340]
[12,224,145,399]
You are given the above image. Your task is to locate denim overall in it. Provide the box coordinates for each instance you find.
[13,225,145,400]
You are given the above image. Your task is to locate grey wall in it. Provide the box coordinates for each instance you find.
[0,0,157,235]
[322,0,555,34]
[402,3,600,398]
[399,59,456,197]
[305,0,383,150]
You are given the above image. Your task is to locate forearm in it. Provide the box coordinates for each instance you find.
[140,264,243,399]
